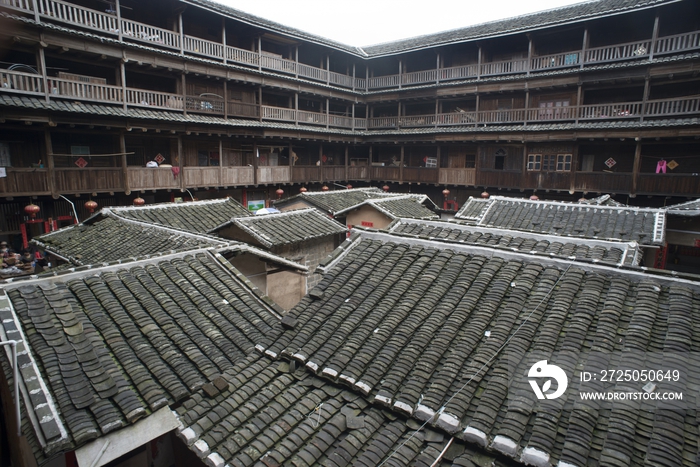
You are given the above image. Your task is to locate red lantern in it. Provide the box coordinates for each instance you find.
[84,200,98,213]
[382,185,390,192]
[579,197,587,202]
[24,203,40,218]
[530,195,539,201]
[442,188,450,197]
[346,184,352,190]
[299,187,307,193]
[321,185,329,192]
[481,191,490,199]
[133,197,145,206]
[276,188,284,198]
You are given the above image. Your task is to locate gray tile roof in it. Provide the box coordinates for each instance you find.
[106,198,250,234]
[210,208,347,248]
[0,251,281,458]
[33,216,229,266]
[274,187,387,215]
[388,218,640,266]
[257,230,700,467]
[174,353,518,467]
[455,196,665,245]
[336,195,439,220]
[665,198,700,216]
[361,0,674,55]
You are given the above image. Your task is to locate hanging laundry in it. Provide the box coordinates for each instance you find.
[656,159,667,173]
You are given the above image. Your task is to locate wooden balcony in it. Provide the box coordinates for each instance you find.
[257,166,290,184]
[2,0,699,91]
[573,172,633,194]
[128,167,179,191]
[54,168,123,194]
[402,167,439,184]
[322,166,346,182]
[0,168,50,196]
[477,170,523,189]
[347,166,368,181]
[292,166,320,184]
[439,168,475,186]
[636,174,700,196]
[522,171,572,190]
[370,166,400,182]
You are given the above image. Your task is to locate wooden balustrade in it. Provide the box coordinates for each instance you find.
[0,70,44,94]
[128,167,179,191]
[0,168,50,196]
[2,0,700,92]
[261,105,296,121]
[402,167,438,183]
[48,78,123,103]
[367,117,399,128]
[645,96,700,117]
[439,168,475,186]
[522,171,572,190]
[54,168,123,193]
[186,95,224,114]
[477,170,522,189]
[126,88,183,110]
[298,110,327,126]
[184,35,223,59]
[321,166,347,182]
[292,166,320,183]
[228,102,260,118]
[222,166,254,186]
[257,166,290,184]
[636,174,700,195]
[578,102,642,120]
[183,167,221,187]
[370,166,400,181]
[347,166,368,181]
[573,172,632,193]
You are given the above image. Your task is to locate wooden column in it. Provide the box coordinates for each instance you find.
[570,143,579,195]
[295,46,299,78]
[120,131,129,195]
[221,17,227,63]
[294,93,299,126]
[181,73,187,116]
[44,130,56,198]
[258,37,262,71]
[326,55,330,85]
[326,98,329,129]
[631,140,642,196]
[575,84,582,123]
[223,80,228,119]
[178,13,184,55]
[37,43,49,103]
[649,12,660,60]
[31,0,40,23]
[397,102,401,129]
[398,59,402,89]
[351,103,355,131]
[368,146,372,182]
[436,53,440,84]
[120,57,127,110]
[521,143,528,190]
[352,63,356,91]
[435,99,439,128]
[252,141,258,186]
[344,146,349,182]
[115,0,122,41]
[289,142,294,182]
[258,86,263,122]
[524,90,530,125]
[526,35,533,76]
[477,46,482,80]
[365,67,369,92]
[177,134,184,193]
[219,139,223,187]
[580,27,589,69]
[640,75,650,122]
[318,145,323,183]
[399,145,404,183]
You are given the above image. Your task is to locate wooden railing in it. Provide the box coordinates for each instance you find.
[0,168,50,196]
[257,166,290,184]
[402,167,439,183]
[2,0,699,91]
[186,95,224,114]
[54,168,123,193]
[636,174,700,196]
[322,166,346,182]
[370,166,400,181]
[292,166,320,183]
[347,166,368,180]
[439,168,475,185]
[126,88,183,110]
[48,77,123,104]
[222,166,254,186]
[573,172,632,193]
[128,167,179,191]
[0,70,44,95]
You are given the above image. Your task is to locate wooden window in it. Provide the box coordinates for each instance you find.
[556,154,572,171]
[527,154,541,171]
[543,155,556,171]
[70,145,90,155]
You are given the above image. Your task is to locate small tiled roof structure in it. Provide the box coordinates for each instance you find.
[174,353,513,467]
[0,250,282,462]
[335,194,439,220]
[105,198,250,234]
[209,208,347,248]
[455,195,665,244]
[274,187,388,216]
[33,216,231,266]
[256,229,700,467]
[388,218,641,267]
[665,198,700,217]
[579,194,627,207]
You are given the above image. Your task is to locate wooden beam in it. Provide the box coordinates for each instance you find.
[44,129,57,198]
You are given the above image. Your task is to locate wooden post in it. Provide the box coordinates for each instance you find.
[221,17,227,63]
[436,53,440,84]
[352,63,355,91]
[526,35,533,76]
[580,27,589,69]
[120,131,129,195]
[115,0,122,41]
[289,141,294,183]
[640,75,650,122]
[37,44,49,103]
[435,99,439,128]
[368,145,372,182]
[365,67,369,92]
[570,143,579,195]
[631,139,642,196]
[649,12,660,60]
[575,84,582,123]
[258,37,262,71]
[326,98,329,129]
[295,46,299,78]
[31,0,40,23]
[351,103,355,131]
[344,146,349,182]
[477,46,482,80]
[223,80,228,119]
[326,55,330,85]
[524,90,530,126]
[252,141,258,186]
[398,59,402,89]
[294,93,298,126]
[399,145,404,183]
[521,143,528,190]
[181,72,187,116]
[44,129,56,198]
[318,144,323,183]
[219,138,223,187]
[258,86,263,122]
[177,134,184,193]
[120,57,127,110]
[178,13,184,55]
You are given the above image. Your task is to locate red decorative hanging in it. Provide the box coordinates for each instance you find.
[321,185,329,192]
[578,197,587,202]
[133,197,145,206]
[346,184,352,190]
[382,185,390,192]
[299,187,308,193]
[442,188,450,197]
[481,191,490,199]
[84,200,98,213]
[24,203,40,218]
[530,195,539,201]
[276,188,284,198]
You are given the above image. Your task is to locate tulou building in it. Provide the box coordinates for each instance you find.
[0,0,698,242]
